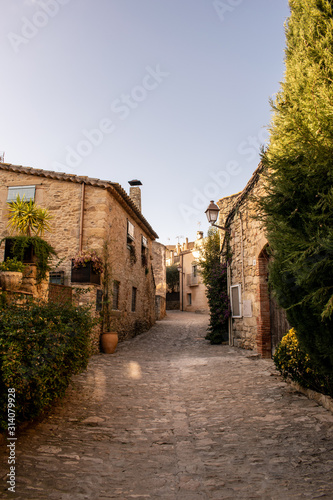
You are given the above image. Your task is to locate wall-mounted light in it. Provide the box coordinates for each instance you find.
[205,200,226,229]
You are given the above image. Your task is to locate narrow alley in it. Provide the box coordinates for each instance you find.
[1,311,333,500]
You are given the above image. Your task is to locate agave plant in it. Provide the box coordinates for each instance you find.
[7,195,53,236]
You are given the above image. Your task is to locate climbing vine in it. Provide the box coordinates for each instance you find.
[199,228,230,344]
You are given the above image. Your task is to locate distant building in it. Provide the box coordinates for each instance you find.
[152,241,167,320]
[166,232,209,313]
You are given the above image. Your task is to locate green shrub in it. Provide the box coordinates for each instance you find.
[1,236,57,282]
[274,329,333,398]
[199,228,230,344]
[0,258,25,272]
[0,297,96,432]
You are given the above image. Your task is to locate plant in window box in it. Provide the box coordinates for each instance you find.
[2,195,57,282]
[0,257,25,291]
[71,250,103,284]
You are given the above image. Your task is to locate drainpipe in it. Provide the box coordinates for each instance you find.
[180,252,184,311]
[240,213,245,293]
[227,263,233,346]
[79,182,85,252]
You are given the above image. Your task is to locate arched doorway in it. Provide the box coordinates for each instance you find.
[256,246,289,358]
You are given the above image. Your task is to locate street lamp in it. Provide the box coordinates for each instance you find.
[205,200,226,229]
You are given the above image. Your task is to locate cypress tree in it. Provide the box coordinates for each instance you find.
[259,0,333,373]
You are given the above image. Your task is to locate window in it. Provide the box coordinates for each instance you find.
[141,235,148,266]
[49,271,64,285]
[112,281,120,310]
[230,284,242,318]
[127,220,135,242]
[7,185,35,202]
[187,293,192,305]
[131,287,137,312]
[192,265,198,277]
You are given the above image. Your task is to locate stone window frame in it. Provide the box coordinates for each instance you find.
[49,271,65,285]
[7,185,36,202]
[141,235,148,267]
[127,220,135,243]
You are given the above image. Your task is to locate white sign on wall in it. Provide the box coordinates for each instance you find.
[243,300,252,318]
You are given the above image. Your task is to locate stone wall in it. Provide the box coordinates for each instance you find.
[152,241,166,320]
[217,168,270,356]
[0,168,157,346]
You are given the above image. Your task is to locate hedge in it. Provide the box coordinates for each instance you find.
[0,296,96,432]
[274,328,333,398]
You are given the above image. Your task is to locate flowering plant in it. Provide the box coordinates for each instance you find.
[0,257,25,273]
[72,250,103,275]
[274,328,333,397]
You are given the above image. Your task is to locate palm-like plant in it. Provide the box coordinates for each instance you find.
[7,195,53,236]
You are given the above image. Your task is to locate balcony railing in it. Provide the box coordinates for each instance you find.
[186,274,199,286]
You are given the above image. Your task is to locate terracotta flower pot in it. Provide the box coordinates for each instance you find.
[0,271,23,291]
[101,332,118,354]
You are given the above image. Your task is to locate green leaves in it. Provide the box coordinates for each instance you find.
[199,228,230,344]
[274,328,333,397]
[258,0,333,374]
[166,265,179,293]
[7,195,53,237]
[0,258,25,272]
[0,298,95,431]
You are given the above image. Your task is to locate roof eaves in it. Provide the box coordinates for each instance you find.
[0,162,159,240]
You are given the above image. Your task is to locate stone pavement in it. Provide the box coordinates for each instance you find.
[1,311,333,500]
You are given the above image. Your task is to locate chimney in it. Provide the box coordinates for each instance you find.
[128,179,142,212]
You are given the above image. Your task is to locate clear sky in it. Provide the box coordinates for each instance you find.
[0,0,290,245]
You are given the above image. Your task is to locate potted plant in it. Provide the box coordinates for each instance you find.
[100,241,118,353]
[2,195,57,282]
[71,250,103,285]
[0,258,25,291]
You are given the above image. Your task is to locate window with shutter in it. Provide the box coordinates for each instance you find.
[7,185,36,202]
[230,284,242,318]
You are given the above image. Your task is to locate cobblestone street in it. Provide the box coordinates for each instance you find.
[1,311,333,499]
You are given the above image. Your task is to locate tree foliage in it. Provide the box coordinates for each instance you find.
[7,195,53,236]
[259,0,333,373]
[166,265,179,293]
[199,228,230,344]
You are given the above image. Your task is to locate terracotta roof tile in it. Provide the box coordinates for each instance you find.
[0,162,158,239]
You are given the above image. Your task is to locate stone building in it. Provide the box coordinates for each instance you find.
[217,163,289,358]
[152,241,167,320]
[0,163,160,349]
[166,233,209,314]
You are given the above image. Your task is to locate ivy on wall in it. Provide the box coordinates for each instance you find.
[199,228,230,344]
